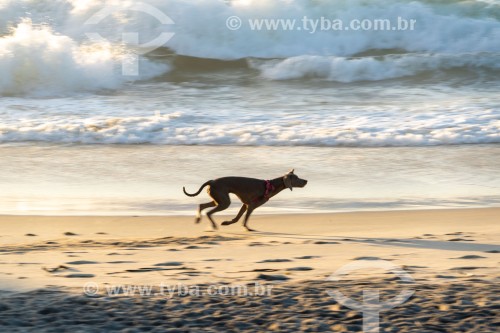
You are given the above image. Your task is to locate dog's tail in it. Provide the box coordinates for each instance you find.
[183,180,212,197]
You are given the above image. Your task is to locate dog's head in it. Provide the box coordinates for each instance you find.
[283,169,308,191]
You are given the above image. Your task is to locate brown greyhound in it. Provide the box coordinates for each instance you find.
[183,169,307,231]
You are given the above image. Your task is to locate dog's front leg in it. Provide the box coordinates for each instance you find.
[221,204,247,226]
[242,199,268,231]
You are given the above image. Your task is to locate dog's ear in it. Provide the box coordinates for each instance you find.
[283,174,293,191]
[289,168,295,174]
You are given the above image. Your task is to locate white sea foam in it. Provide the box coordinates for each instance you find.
[1,105,498,146]
[0,20,169,96]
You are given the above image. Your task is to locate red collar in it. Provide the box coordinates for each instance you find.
[263,180,275,200]
[254,180,275,203]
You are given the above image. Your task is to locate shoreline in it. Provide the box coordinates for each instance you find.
[1,205,499,217]
[2,144,500,216]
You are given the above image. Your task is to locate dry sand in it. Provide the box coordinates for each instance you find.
[0,208,499,332]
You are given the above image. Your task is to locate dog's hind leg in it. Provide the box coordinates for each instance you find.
[196,201,216,224]
[221,204,247,226]
[205,194,230,230]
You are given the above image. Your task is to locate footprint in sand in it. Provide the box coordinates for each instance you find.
[248,242,272,247]
[64,232,78,236]
[106,261,136,264]
[451,255,486,260]
[65,273,95,278]
[256,273,289,281]
[25,233,37,237]
[184,245,210,250]
[43,265,72,273]
[435,274,458,279]
[239,268,279,273]
[402,265,427,270]
[353,256,393,261]
[257,259,293,263]
[450,266,486,271]
[65,260,99,265]
[286,267,314,271]
[302,240,340,244]
[153,261,183,267]
[183,271,204,276]
[125,267,169,273]
[313,241,340,245]
[294,256,321,260]
[126,267,194,273]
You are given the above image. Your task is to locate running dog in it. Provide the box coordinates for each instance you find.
[183,169,307,231]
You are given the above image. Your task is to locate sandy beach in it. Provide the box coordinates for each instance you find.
[0,208,498,332]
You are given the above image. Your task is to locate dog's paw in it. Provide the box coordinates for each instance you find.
[244,228,257,232]
[194,217,201,224]
[221,221,233,226]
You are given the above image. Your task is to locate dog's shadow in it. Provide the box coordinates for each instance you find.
[223,230,500,253]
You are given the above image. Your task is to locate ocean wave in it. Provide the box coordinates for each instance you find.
[1,0,499,59]
[0,0,499,95]
[0,20,170,96]
[1,107,498,146]
[250,53,500,81]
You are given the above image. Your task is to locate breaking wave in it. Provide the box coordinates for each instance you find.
[0,0,499,95]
